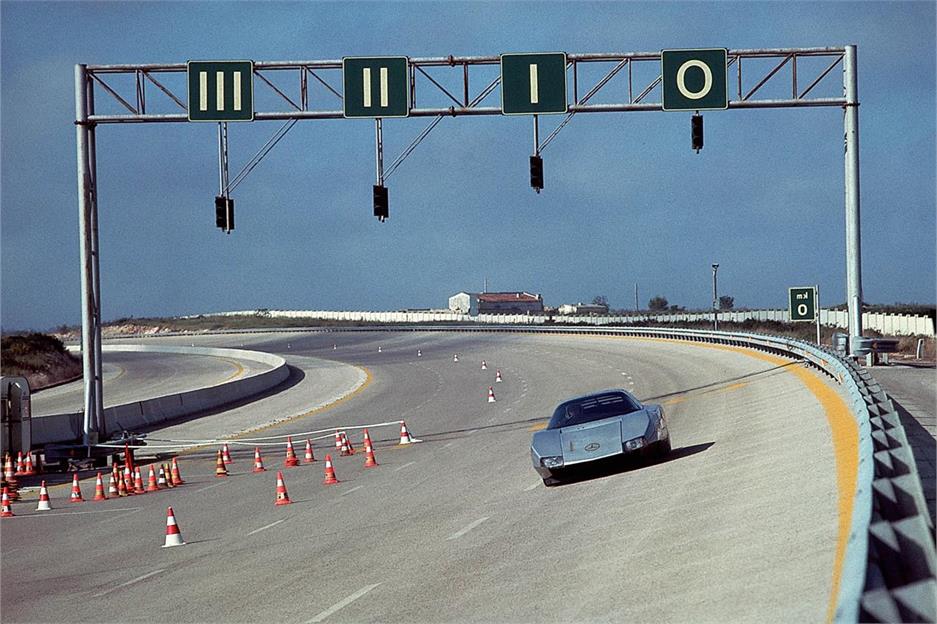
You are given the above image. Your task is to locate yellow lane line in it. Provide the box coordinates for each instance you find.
[527,422,547,432]
[218,358,246,383]
[173,366,374,457]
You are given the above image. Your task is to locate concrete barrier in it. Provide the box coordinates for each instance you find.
[35,345,289,446]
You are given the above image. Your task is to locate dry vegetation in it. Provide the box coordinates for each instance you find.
[1,333,82,390]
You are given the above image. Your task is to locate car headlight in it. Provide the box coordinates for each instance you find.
[624,437,646,451]
[541,456,564,468]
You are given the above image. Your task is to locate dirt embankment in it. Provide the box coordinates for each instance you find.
[1,333,83,390]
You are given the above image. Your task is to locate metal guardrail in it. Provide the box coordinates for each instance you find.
[105,323,935,621]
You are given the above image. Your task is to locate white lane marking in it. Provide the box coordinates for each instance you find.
[442,442,454,449]
[340,485,363,497]
[504,407,512,413]
[308,583,382,623]
[467,429,478,435]
[92,569,165,598]
[447,516,489,540]
[394,461,416,472]
[525,481,541,491]
[193,481,228,494]
[8,507,143,519]
[247,519,285,536]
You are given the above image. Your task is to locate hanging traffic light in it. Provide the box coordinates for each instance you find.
[530,155,544,191]
[691,114,704,153]
[373,184,389,222]
[215,196,234,233]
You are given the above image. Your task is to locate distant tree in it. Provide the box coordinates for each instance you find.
[668,304,686,312]
[719,295,735,310]
[648,296,668,311]
[592,295,609,307]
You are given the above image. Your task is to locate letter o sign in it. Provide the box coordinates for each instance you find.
[661,48,728,111]
[676,60,713,100]
[797,303,809,316]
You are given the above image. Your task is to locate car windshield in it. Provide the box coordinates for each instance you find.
[547,392,641,429]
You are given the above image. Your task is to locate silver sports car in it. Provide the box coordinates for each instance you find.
[531,389,671,486]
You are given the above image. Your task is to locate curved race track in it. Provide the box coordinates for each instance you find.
[1,331,848,623]
[31,350,273,416]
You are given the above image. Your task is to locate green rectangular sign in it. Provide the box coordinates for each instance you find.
[187,60,254,122]
[343,56,410,118]
[661,48,728,111]
[789,286,817,322]
[501,52,567,115]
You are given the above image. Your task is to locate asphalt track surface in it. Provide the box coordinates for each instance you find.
[1,331,848,623]
[31,350,273,417]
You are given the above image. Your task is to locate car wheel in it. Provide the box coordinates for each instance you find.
[656,439,672,458]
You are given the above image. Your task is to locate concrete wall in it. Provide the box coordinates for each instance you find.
[33,345,288,445]
[190,308,935,336]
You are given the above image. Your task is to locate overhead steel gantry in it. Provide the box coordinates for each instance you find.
[74,46,861,445]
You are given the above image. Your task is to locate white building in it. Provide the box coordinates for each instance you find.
[449,292,479,315]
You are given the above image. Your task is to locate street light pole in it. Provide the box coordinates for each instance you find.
[711,264,719,331]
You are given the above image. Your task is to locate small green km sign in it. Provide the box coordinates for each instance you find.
[789,287,817,322]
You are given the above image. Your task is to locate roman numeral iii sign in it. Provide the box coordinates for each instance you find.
[342,57,410,118]
[187,60,254,122]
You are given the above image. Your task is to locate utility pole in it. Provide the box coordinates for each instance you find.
[711,264,719,331]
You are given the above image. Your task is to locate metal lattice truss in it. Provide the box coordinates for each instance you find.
[83,47,847,178]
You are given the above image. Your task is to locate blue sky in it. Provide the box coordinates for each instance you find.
[2,1,935,331]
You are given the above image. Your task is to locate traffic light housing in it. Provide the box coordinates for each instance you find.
[530,155,544,191]
[691,114,703,153]
[215,196,234,233]
[373,184,389,221]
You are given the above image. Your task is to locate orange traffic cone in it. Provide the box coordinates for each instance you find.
[481,360,487,370]
[162,507,185,548]
[284,437,299,468]
[123,466,135,495]
[487,386,496,403]
[117,474,127,497]
[252,448,266,473]
[3,455,19,500]
[69,473,84,502]
[345,432,356,454]
[23,452,36,476]
[215,450,228,477]
[363,432,378,469]
[274,471,291,505]
[1,487,13,517]
[334,430,343,452]
[146,466,159,492]
[495,369,503,383]
[222,442,233,465]
[323,454,339,485]
[171,457,185,485]
[111,462,120,484]
[417,349,422,357]
[157,466,168,488]
[14,451,26,476]
[134,467,146,494]
[161,464,174,488]
[339,432,353,457]
[93,472,108,501]
[453,353,459,362]
[303,440,316,463]
[108,474,119,498]
[123,443,134,471]
[36,480,52,511]
[399,421,414,445]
